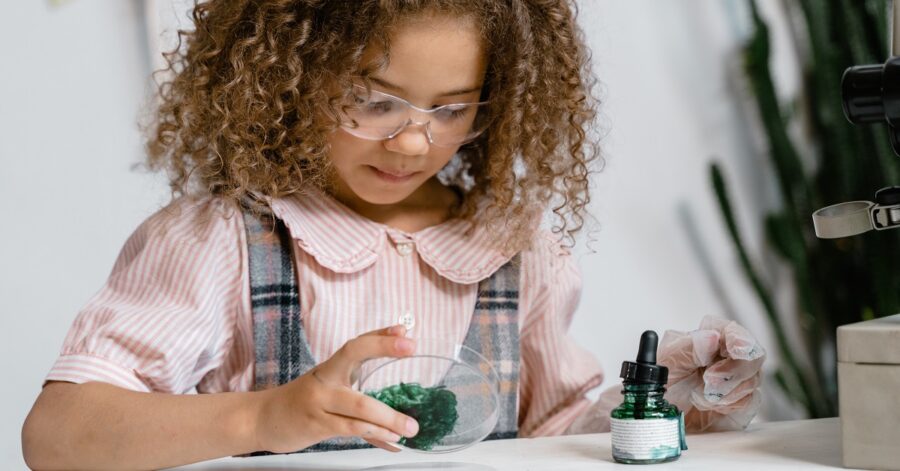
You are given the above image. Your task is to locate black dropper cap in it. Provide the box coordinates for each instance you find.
[620,330,668,385]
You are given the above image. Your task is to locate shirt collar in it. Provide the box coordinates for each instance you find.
[267,188,515,284]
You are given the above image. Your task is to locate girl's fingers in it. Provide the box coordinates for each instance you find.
[316,334,416,385]
[722,322,766,361]
[692,386,759,416]
[365,438,402,452]
[665,370,704,412]
[702,357,764,398]
[326,388,419,438]
[658,330,695,381]
[689,329,722,367]
[330,415,404,445]
[659,329,721,383]
[360,325,408,338]
[302,325,418,449]
[684,391,761,432]
[717,373,761,406]
[694,373,761,408]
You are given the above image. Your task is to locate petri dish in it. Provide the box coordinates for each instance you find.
[357,339,501,453]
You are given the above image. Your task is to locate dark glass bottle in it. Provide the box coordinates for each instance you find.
[610,331,687,464]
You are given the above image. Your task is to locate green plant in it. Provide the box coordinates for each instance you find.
[711,0,900,418]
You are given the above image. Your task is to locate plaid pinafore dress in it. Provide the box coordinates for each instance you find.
[240,203,520,455]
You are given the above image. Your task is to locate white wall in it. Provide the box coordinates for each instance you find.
[1,0,805,466]
[1,1,169,466]
[571,1,805,421]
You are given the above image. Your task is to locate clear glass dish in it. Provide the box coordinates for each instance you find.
[357,339,501,453]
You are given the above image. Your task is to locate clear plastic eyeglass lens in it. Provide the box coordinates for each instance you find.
[340,89,490,146]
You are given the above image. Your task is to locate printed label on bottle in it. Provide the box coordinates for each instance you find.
[610,417,682,461]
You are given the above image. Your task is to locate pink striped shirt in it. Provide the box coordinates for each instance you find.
[45,190,603,436]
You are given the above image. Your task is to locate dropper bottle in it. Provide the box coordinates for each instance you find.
[610,330,687,464]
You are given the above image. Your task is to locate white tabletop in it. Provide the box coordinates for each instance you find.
[172,418,855,470]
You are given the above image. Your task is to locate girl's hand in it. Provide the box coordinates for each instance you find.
[253,325,420,453]
[658,316,766,432]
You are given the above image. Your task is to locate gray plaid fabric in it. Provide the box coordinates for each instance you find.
[242,204,315,391]
[463,259,521,439]
[239,205,520,455]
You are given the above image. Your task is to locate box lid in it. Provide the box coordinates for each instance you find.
[837,313,900,364]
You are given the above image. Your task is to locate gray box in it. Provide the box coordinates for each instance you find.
[837,313,900,470]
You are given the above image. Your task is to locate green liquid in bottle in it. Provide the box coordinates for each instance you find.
[610,331,687,464]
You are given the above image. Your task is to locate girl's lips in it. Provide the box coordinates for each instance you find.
[369,166,419,183]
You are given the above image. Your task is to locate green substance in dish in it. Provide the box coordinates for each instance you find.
[366,382,459,451]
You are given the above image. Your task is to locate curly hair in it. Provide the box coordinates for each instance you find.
[145,0,601,251]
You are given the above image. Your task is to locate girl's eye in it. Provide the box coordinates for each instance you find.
[352,97,395,114]
[366,101,395,114]
[434,104,473,121]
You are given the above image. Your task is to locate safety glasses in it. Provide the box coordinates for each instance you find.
[338,84,491,147]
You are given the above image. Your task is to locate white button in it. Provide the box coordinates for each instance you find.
[398,312,415,331]
[396,242,414,256]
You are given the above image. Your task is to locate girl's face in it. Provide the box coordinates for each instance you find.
[326,14,487,208]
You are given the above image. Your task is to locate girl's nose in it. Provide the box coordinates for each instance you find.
[383,125,430,156]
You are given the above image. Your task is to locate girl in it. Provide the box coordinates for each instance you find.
[22,1,763,469]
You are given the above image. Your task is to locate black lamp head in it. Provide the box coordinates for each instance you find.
[842,56,900,156]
